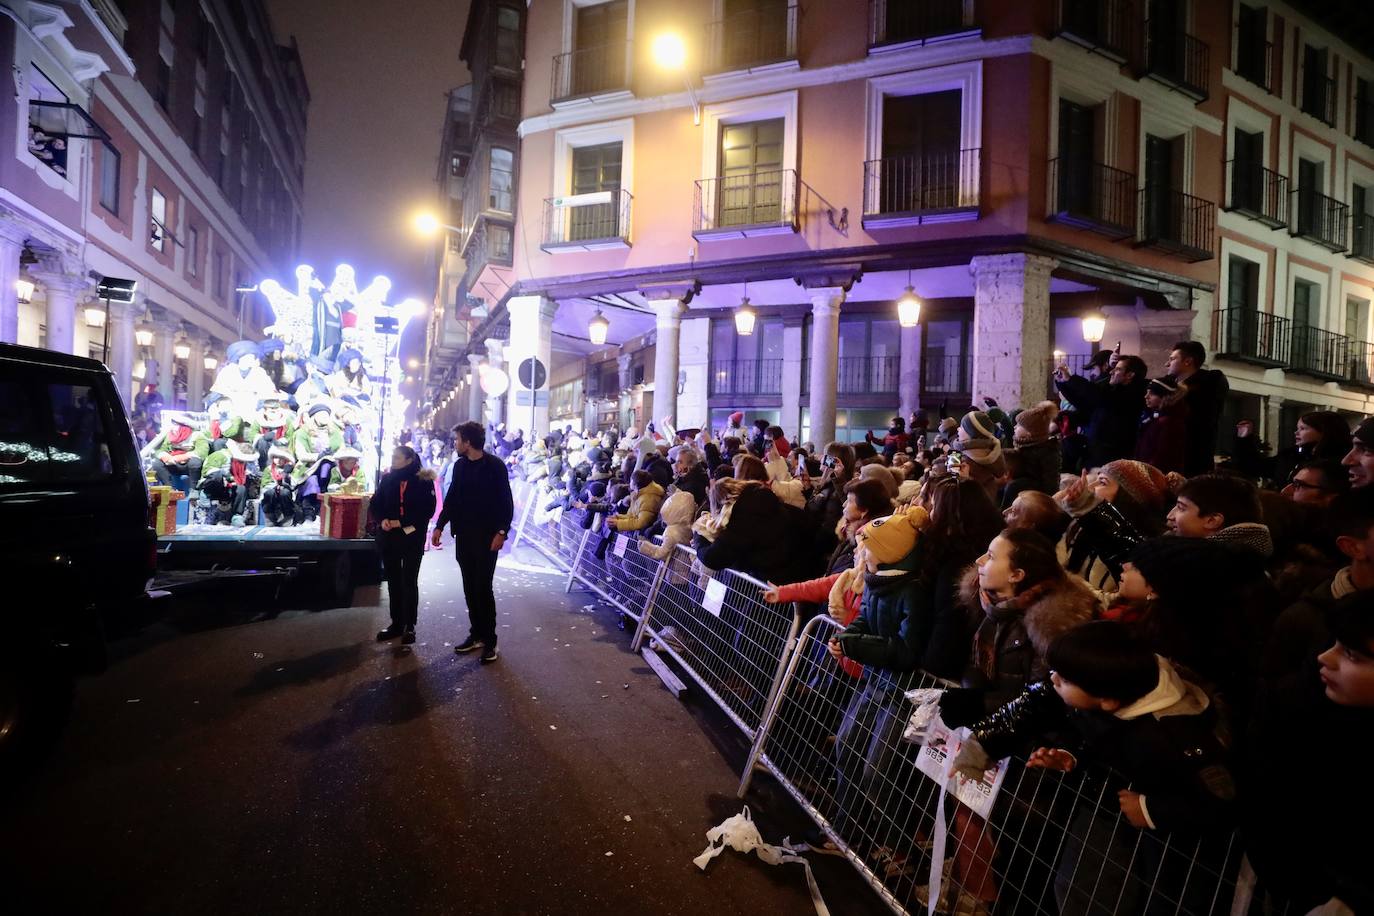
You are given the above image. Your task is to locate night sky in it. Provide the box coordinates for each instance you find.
[265,0,471,366]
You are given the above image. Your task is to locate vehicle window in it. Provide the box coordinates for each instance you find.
[47,383,113,481]
[0,380,50,484]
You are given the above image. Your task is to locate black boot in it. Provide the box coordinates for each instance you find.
[400,626,416,645]
[377,624,404,641]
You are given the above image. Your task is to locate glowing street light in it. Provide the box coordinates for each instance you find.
[651,32,700,124]
[413,212,462,238]
[174,342,191,360]
[588,309,610,346]
[1081,311,1107,344]
[408,357,419,369]
[734,298,756,336]
[896,287,922,328]
[135,327,154,347]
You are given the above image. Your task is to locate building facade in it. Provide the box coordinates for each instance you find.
[0,0,307,408]
[424,0,1374,450]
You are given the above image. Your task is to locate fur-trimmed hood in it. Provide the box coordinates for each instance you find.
[958,565,1098,657]
[418,468,436,482]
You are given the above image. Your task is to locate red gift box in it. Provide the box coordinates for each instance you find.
[320,493,370,539]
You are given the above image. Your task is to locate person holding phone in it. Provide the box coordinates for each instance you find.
[371,446,438,645]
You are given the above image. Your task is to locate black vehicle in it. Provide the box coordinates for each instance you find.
[0,343,156,771]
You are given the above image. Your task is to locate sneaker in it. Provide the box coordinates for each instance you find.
[453,635,484,654]
[377,624,404,642]
[480,644,499,664]
[401,627,416,645]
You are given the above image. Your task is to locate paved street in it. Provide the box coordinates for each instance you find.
[0,541,889,916]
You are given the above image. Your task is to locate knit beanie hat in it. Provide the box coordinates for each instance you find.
[1013,400,1059,446]
[1147,376,1181,398]
[936,417,958,445]
[955,435,1003,467]
[1127,537,1232,604]
[728,411,744,427]
[859,463,900,502]
[856,505,930,566]
[1100,459,1168,512]
[959,410,997,444]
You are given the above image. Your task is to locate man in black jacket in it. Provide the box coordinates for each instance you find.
[1055,354,1148,466]
[1167,340,1230,476]
[433,421,513,663]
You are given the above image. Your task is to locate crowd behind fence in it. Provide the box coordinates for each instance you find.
[503,479,1281,916]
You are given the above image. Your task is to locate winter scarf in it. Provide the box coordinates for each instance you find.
[1114,656,1210,720]
[169,424,193,445]
[974,580,1058,680]
[1207,522,1274,558]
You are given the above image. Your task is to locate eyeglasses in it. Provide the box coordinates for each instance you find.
[1286,477,1334,493]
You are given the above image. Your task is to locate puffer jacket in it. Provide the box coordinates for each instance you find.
[638,490,696,560]
[957,566,1097,715]
[696,484,817,585]
[608,481,664,532]
[834,546,928,675]
[1012,438,1060,495]
[775,570,864,679]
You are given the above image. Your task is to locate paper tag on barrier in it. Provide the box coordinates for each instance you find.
[702,577,727,617]
[613,533,628,557]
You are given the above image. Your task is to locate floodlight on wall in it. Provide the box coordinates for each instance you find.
[1081,311,1107,344]
[588,309,610,346]
[15,278,34,304]
[84,307,106,328]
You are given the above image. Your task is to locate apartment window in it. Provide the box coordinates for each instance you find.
[1354,183,1374,260]
[1348,296,1370,343]
[568,142,622,241]
[1230,128,1264,214]
[1235,4,1268,88]
[488,224,513,261]
[1227,255,1259,313]
[495,5,521,69]
[874,90,961,214]
[99,142,120,214]
[1302,45,1334,125]
[568,0,628,97]
[26,66,69,177]
[921,319,971,395]
[1220,255,1263,359]
[1293,279,1317,331]
[1295,157,1324,234]
[187,226,199,277]
[196,11,210,62]
[1056,99,1098,213]
[718,118,784,228]
[1357,77,1374,148]
[151,189,167,252]
[717,0,792,71]
[488,147,514,212]
[1142,133,1180,237]
[709,317,785,396]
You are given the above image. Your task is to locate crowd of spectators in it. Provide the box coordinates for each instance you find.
[425,338,1370,914]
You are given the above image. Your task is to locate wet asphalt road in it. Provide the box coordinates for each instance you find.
[0,540,891,916]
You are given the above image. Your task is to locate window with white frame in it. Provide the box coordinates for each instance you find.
[27,66,70,177]
[698,91,798,233]
[187,226,199,277]
[151,189,168,252]
[99,142,120,214]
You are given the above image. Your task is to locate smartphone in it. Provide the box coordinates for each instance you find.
[823,455,838,469]
[947,450,964,469]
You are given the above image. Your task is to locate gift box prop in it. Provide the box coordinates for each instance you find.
[148,485,186,535]
[320,492,371,539]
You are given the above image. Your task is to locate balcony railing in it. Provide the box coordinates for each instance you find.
[838,356,899,394]
[1138,186,1215,261]
[542,189,633,251]
[1357,86,1374,149]
[693,168,799,240]
[868,0,975,48]
[1353,212,1374,264]
[1056,0,1132,62]
[1225,159,1289,228]
[1343,339,1374,390]
[863,148,979,225]
[704,3,797,73]
[1048,158,1137,239]
[1290,325,1353,381]
[921,353,970,395]
[1141,24,1210,101]
[1301,71,1336,126]
[1215,307,1289,368]
[1234,36,1274,93]
[551,41,630,103]
[1291,187,1349,251]
[708,359,784,397]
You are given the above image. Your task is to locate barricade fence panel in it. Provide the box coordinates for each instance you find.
[743,613,1251,916]
[568,521,663,623]
[629,545,800,740]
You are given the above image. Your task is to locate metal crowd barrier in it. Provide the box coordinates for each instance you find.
[739,614,1249,916]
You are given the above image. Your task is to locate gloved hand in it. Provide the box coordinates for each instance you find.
[938,687,985,729]
[951,738,993,781]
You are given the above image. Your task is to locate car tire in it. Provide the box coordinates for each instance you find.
[0,643,74,779]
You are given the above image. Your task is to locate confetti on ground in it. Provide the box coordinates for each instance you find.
[275,667,284,672]
[624,815,632,822]
[549,725,557,731]
[605,851,614,857]
[252,652,264,659]
[126,698,141,703]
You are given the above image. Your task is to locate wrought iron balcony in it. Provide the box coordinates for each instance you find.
[862,148,980,226]
[1225,160,1289,228]
[1353,212,1374,265]
[921,353,969,396]
[868,0,976,48]
[1301,71,1336,126]
[1215,307,1289,368]
[1234,36,1274,93]
[708,359,784,397]
[1055,0,1132,62]
[838,356,899,394]
[1137,187,1215,261]
[1343,339,1374,390]
[1290,325,1350,381]
[551,41,631,104]
[693,168,799,240]
[1291,187,1349,251]
[541,189,633,252]
[1048,158,1137,239]
[704,3,797,74]
[1141,24,1210,101]
[1357,85,1374,149]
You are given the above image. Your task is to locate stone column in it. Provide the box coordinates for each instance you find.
[30,257,89,356]
[504,294,557,438]
[484,337,506,430]
[649,298,688,428]
[0,218,28,344]
[781,317,805,438]
[1135,302,1199,378]
[616,352,633,392]
[151,318,177,398]
[467,353,484,423]
[898,322,923,422]
[676,316,711,431]
[969,254,1058,409]
[185,333,206,409]
[806,289,845,448]
[108,298,138,407]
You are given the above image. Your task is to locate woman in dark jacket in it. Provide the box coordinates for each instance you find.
[805,442,857,561]
[1271,410,1353,487]
[371,445,438,644]
[695,480,814,585]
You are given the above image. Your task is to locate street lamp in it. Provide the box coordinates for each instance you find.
[651,32,700,125]
[1081,310,1107,345]
[135,327,154,347]
[84,307,106,328]
[203,355,218,371]
[413,212,463,237]
[174,342,191,360]
[896,286,922,328]
[588,309,610,346]
[734,297,756,336]
[15,278,34,304]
